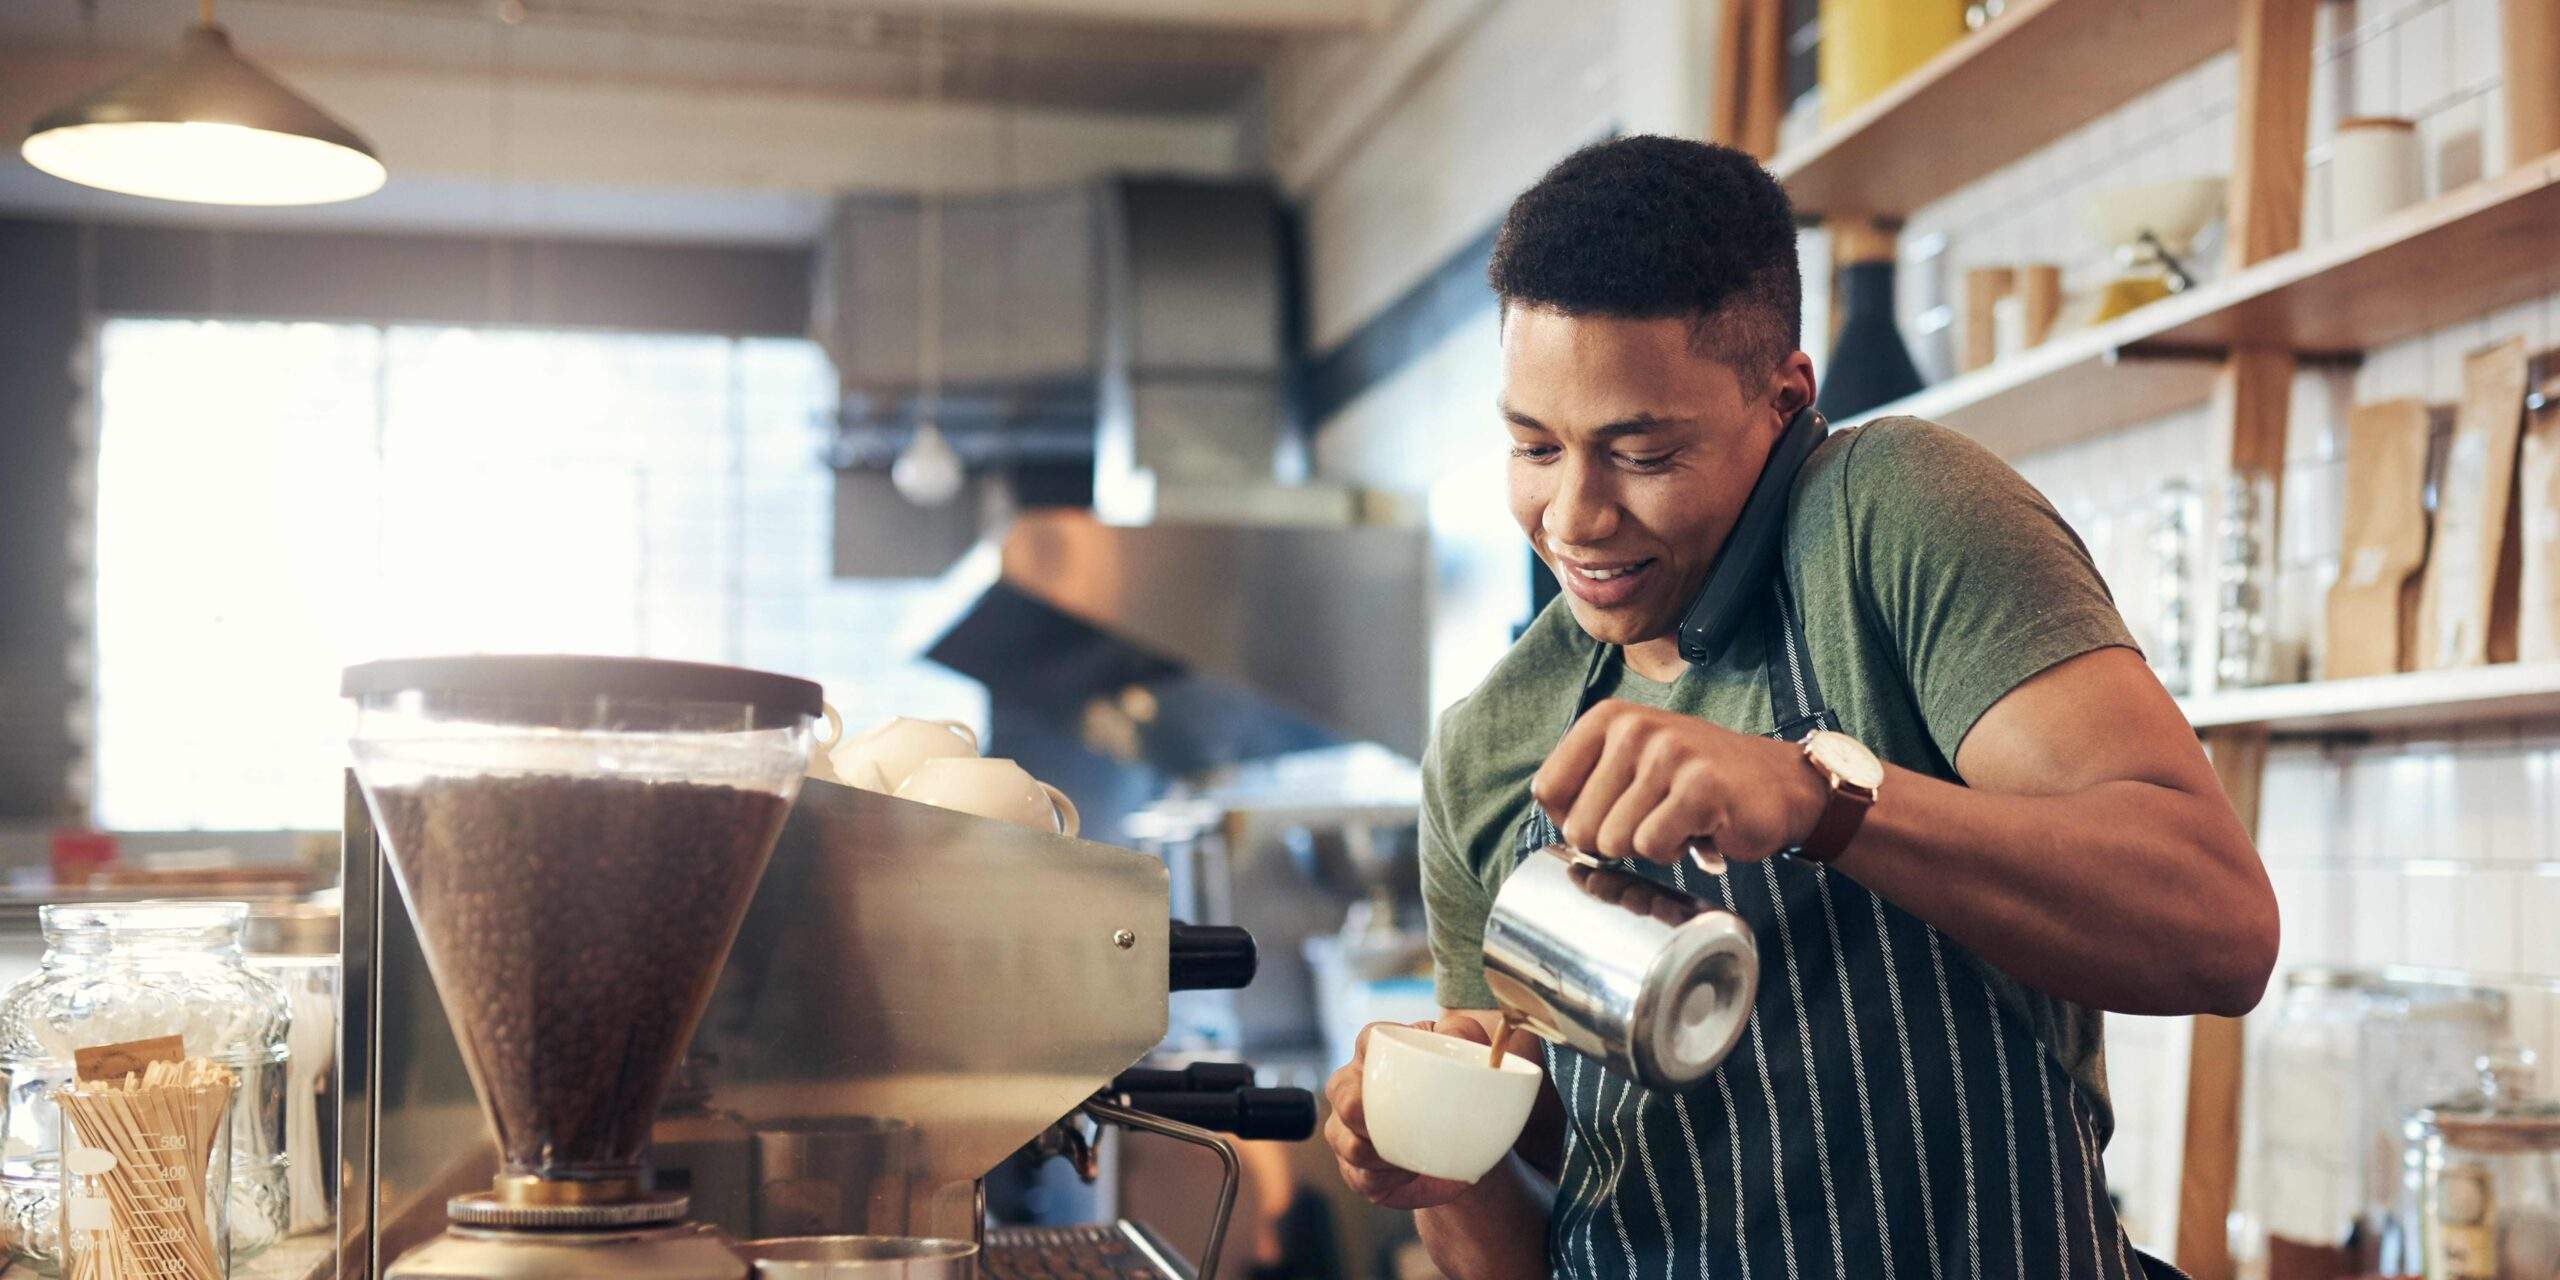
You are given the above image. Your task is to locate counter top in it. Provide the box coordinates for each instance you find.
[4,1235,332,1280]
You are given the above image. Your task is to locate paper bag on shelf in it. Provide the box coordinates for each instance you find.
[2518,360,2560,662]
[2324,399,2432,680]
[2414,337,2528,669]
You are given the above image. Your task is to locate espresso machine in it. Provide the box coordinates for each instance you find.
[337,655,1308,1280]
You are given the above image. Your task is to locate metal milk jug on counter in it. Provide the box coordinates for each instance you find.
[1481,847,1759,1091]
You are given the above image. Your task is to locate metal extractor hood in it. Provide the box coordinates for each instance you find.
[923,510,1427,768]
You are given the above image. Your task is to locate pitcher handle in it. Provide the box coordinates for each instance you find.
[815,702,845,750]
[1040,783,1081,839]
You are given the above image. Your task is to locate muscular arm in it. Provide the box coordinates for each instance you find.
[1538,646,2277,1017]
[1829,645,2276,1016]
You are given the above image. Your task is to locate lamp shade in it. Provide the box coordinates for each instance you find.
[21,24,385,206]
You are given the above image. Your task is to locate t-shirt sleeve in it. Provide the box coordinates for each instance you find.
[1844,418,2140,765]
[1419,726,1499,1011]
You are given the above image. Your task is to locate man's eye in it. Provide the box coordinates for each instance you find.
[1510,444,1559,461]
[1619,452,1675,471]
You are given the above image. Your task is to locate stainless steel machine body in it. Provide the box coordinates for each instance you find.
[340,776,1182,1277]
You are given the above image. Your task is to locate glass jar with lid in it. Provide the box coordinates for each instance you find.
[243,900,337,1239]
[2233,969,2507,1276]
[0,902,292,1272]
[2415,1049,2560,1280]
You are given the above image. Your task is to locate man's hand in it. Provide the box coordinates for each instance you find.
[1324,1019,1495,1210]
[1531,699,1827,867]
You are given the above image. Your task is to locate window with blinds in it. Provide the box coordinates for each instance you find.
[90,317,985,831]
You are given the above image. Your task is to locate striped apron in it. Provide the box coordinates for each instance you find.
[1511,581,2177,1280]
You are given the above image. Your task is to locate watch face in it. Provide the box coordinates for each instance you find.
[1806,731,1884,791]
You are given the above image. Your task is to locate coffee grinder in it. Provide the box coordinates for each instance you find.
[343,655,824,1280]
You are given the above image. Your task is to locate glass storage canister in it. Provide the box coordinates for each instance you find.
[2232,969,2507,1277]
[242,903,335,1240]
[0,903,291,1273]
[2414,1051,2560,1280]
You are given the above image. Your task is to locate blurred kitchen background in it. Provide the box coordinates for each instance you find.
[5,0,2560,1277]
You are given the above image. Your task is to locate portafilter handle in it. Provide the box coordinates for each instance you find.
[1167,922,1257,991]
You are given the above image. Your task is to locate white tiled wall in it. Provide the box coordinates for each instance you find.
[1939,0,2558,1244]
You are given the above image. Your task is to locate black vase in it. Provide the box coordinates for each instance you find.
[1815,260,1924,421]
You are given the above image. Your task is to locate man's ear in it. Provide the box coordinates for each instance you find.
[1771,351,1818,421]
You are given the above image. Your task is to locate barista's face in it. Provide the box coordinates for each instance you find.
[1499,305,1812,649]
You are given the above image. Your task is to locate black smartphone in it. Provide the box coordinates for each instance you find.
[1675,406,1828,667]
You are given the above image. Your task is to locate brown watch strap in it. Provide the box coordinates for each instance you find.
[1795,782,1873,864]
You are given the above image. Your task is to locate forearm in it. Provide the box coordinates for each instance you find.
[1832,767,2275,1016]
[1414,1153,1554,1280]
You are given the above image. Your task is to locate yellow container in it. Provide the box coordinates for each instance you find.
[1818,0,1968,124]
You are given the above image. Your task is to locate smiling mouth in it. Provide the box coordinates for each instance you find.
[1553,555,1660,607]
[1569,560,1653,581]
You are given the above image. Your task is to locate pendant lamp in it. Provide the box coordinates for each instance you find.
[891,0,963,507]
[21,0,385,206]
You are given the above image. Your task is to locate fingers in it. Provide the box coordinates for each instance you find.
[1434,1015,1491,1046]
[1633,761,1721,864]
[1591,766,1670,860]
[1531,703,1616,822]
[1558,740,1638,851]
[1324,1061,1366,1135]
[1322,1108,1398,1173]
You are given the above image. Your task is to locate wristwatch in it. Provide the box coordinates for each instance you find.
[1794,729,1883,864]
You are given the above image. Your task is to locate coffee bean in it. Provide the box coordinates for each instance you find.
[370,775,788,1184]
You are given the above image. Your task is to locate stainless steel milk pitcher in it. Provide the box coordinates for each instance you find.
[1481,846,1759,1091]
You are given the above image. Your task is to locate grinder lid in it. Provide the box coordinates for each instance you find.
[344,655,821,725]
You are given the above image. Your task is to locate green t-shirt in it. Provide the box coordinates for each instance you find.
[1420,416,2138,1126]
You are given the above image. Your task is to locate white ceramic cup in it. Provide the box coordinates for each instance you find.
[819,711,981,793]
[894,757,1080,837]
[1360,1024,1543,1184]
[2330,116,2422,239]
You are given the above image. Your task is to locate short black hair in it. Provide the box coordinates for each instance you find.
[1488,135,1801,374]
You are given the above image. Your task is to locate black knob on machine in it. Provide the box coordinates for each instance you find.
[1166,921,1257,991]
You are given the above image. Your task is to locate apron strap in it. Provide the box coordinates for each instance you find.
[1766,576,1831,741]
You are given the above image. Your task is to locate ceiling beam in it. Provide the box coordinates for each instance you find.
[789,0,1395,35]
[0,50,1246,239]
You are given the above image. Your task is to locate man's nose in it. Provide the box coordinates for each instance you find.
[1543,455,1618,546]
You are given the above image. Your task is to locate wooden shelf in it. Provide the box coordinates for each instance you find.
[1840,151,2560,455]
[1836,317,2223,456]
[1772,0,2238,221]
[2180,662,2560,735]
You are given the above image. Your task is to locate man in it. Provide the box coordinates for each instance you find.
[1322,137,2278,1280]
